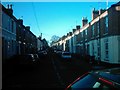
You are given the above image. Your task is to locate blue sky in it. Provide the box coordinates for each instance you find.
[2,2,117,43]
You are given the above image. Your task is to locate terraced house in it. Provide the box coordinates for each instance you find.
[1,4,17,62]
[52,2,120,64]
[1,4,43,64]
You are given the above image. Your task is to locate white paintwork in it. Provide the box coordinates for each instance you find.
[88,36,120,64]
[100,36,120,64]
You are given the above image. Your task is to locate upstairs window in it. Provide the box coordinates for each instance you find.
[105,16,108,33]
[92,25,95,37]
[11,20,14,33]
[81,32,83,38]
[85,29,88,40]
[97,22,100,35]
[85,29,87,36]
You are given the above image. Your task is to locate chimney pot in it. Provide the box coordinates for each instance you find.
[99,9,106,15]
[73,29,76,33]
[10,4,12,9]
[26,26,30,30]
[7,4,9,9]
[18,19,23,25]
[92,8,99,20]
[6,4,13,15]
[76,25,80,30]
[82,17,88,27]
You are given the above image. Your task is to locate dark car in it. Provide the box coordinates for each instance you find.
[33,54,39,60]
[33,54,40,63]
[4,54,36,72]
[65,67,120,90]
[61,52,71,58]
[10,54,36,67]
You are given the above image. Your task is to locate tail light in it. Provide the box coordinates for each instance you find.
[99,78,113,86]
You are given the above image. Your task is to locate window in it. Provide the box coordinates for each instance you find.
[12,20,14,33]
[97,39,100,57]
[8,40,10,49]
[85,29,87,36]
[97,22,100,35]
[105,39,109,60]
[105,16,108,33]
[81,32,83,38]
[92,25,95,37]
[8,18,10,31]
[85,29,88,40]
[92,43,94,56]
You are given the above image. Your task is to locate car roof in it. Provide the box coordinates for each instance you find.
[62,52,70,53]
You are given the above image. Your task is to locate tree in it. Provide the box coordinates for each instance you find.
[50,35,60,43]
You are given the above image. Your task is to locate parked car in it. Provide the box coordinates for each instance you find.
[65,67,120,90]
[56,50,62,54]
[38,50,47,59]
[61,52,72,59]
[12,54,36,69]
[5,54,36,71]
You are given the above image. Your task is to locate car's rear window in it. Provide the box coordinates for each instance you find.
[71,74,97,89]
[63,52,70,55]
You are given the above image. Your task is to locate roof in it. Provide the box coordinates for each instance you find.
[1,4,17,22]
[111,1,120,7]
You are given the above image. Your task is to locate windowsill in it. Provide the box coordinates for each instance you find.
[104,58,109,61]
[103,33,108,36]
[91,37,94,39]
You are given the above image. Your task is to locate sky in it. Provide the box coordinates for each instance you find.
[2,1,118,44]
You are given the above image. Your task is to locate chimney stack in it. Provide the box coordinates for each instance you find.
[6,4,13,15]
[7,4,9,9]
[72,29,76,33]
[26,26,30,31]
[82,17,88,27]
[76,25,80,30]
[17,19,23,25]
[99,9,106,15]
[92,8,99,20]
[69,32,72,36]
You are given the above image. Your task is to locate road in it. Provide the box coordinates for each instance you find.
[3,52,92,89]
